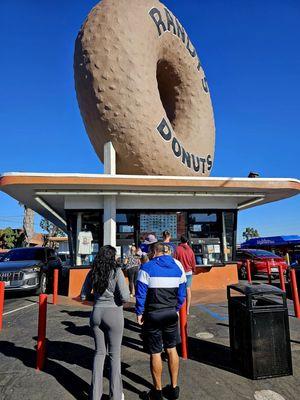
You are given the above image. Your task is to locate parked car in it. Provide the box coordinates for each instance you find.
[235,248,288,280]
[0,252,7,262]
[0,247,62,293]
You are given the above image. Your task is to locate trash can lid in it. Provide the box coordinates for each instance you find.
[228,282,284,296]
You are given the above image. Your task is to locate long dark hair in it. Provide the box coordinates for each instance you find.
[92,245,117,295]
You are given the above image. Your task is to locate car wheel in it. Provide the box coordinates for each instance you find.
[239,265,247,280]
[36,272,47,295]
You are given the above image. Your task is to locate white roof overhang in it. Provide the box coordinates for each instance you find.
[1,172,299,232]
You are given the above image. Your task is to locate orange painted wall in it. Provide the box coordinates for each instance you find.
[68,268,90,298]
[68,264,238,298]
[192,264,238,291]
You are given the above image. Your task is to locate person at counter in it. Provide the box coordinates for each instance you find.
[174,236,196,315]
[162,230,176,255]
[123,244,141,298]
[140,234,158,254]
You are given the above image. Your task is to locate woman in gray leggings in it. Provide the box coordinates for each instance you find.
[81,245,130,400]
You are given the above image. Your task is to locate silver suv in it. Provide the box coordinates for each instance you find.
[0,247,62,293]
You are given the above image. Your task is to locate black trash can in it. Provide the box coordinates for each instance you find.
[227,283,293,379]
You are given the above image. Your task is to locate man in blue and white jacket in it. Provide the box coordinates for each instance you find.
[136,242,186,400]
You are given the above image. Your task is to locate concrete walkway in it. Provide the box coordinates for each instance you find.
[0,296,300,400]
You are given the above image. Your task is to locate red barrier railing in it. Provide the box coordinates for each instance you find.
[278,265,286,292]
[246,260,252,283]
[0,282,5,331]
[52,269,59,305]
[290,269,300,319]
[36,294,48,370]
[266,261,272,284]
[179,300,188,360]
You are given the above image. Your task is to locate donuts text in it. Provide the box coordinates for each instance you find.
[157,117,212,174]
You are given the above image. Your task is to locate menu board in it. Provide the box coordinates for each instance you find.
[140,214,177,240]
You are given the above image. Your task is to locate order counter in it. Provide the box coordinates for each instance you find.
[66,263,239,298]
[192,263,238,291]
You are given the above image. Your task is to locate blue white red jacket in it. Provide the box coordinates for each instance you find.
[135,254,187,315]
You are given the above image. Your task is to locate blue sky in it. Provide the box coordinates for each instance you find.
[0,0,299,242]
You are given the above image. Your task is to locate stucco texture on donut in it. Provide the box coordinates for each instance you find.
[74,0,215,176]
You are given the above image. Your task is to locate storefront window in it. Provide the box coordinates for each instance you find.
[80,211,102,264]
[222,211,236,262]
[188,212,222,265]
[116,213,136,258]
[188,213,219,239]
[138,212,187,243]
[66,208,237,267]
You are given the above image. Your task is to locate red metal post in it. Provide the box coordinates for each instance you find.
[36,294,48,370]
[290,268,300,319]
[246,260,252,283]
[52,269,59,305]
[278,265,286,292]
[179,300,188,360]
[0,282,5,331]
[266,261,272,284]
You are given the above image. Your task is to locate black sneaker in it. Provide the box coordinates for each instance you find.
[163,385,180,400]
[143,388,163,400]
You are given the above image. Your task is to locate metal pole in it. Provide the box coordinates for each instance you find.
[246,259,252,283]
[0,282,5,331]
[290,269,300,319]
[76,212,82,266]
[36,294,48,370]
[52,269,59,305]
[266,261,272,284]
[278,265,286,292]
[179,300,188,360]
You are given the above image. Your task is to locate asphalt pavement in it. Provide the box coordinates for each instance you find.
[1,286,300,400]
[2,291,39,316]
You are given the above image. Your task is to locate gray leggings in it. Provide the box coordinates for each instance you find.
[90,306,124,400]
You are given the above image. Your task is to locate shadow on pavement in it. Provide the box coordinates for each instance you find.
[60,309,91,318]
[124,317,142,333]
[187,337,240,375]
[4,291,37,300]
[0,338,151,398]
[122,335,145,353]
[61,320,91,337]
[216,322,229,328]
[0,341,90,399]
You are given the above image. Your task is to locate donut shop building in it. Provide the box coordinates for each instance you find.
[1,171,299,297]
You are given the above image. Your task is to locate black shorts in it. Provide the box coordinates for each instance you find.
[143,308,178,354]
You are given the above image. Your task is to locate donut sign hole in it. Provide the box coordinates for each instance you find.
[157,59,182,130]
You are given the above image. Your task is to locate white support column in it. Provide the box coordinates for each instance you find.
[103,196,116,247]
[76,212,82,266]
[103,141,116,247]
[222,212,229,262]
[104,141,116,175]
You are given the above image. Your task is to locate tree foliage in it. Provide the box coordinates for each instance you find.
[40,218,65,237]
[0,228,25,249]
[242,227,260,242]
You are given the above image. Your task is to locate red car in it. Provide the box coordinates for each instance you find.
[236,249,288,279]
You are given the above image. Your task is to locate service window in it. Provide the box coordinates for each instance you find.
[188,213,219,239]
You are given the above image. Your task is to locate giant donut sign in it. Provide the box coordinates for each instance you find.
[74,0,215,176]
